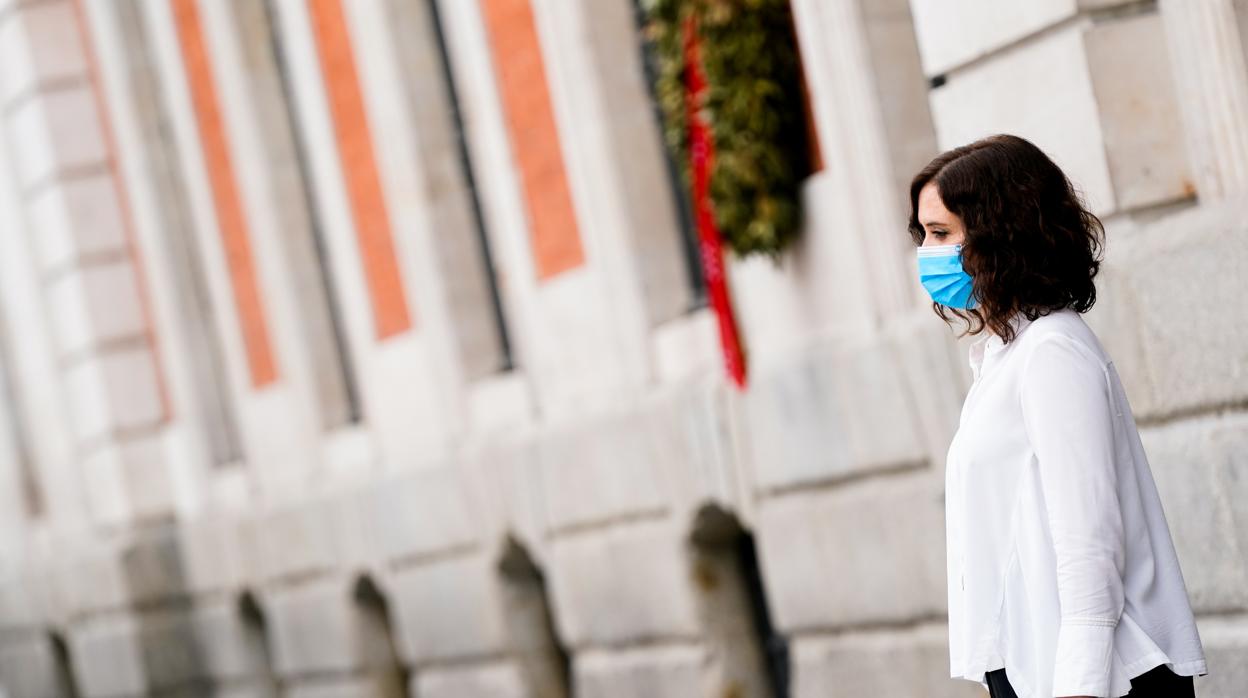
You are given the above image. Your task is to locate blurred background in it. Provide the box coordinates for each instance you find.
[0,0,1244,696]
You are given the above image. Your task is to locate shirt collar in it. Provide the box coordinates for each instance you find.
[969,311,1034,378]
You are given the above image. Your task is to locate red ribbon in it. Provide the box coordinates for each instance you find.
[683,16,748,389]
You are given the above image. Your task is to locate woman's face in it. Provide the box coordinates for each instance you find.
[917,181,966,247]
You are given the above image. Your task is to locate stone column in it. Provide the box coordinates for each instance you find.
[0,0,174,529]
[1159,0,1248,199]
[789,0,938,323]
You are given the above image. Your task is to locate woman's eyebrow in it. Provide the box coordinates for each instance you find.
[922,220,947,228]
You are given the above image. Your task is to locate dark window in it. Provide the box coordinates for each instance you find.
[631,0,708,310]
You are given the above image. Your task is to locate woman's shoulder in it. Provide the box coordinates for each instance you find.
[1017,307,1111,369]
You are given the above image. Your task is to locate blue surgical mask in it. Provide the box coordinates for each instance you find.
[917,243,978,309]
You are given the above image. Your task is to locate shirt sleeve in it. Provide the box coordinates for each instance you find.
[1019,334,1126,698]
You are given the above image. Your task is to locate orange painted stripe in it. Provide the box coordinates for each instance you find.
[71,0,173,419]
[306,0,412,339]
[479,0,585,281]
[172,0,278,387]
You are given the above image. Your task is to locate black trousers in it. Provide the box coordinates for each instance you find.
[985,663,1194,698]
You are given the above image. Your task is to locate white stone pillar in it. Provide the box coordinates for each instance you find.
[1159,0,1248,199]
[0,0,174,529]
[528,0,694,398]
[790,0,933,324]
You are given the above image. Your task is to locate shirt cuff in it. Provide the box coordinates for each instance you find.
[1052,618,1116,697]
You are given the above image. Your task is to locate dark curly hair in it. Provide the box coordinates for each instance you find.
[906,133,1106,345]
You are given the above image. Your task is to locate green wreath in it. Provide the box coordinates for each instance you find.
[641,0,812,261]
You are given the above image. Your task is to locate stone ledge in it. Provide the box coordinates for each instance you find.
[413,660,527,698]
[790,622,981,698]
[264,575,396,679]
[536,401,671,535]
[1192,612,1248,698]
[66,613,147,698]
[281,672,405,698]
[389,552,508,666]
[178,516,250,596]
[756,471,947,632]
[0,569,52,633]
[358,462,479,565]
[253,497,360,585]
[547,516,701,648]
[572,643,704,698]
[1139,411,1248,614]
[1091,202,1248,420]
[0,633,74,698]
[739,332,929,494]
[191,598,272,684]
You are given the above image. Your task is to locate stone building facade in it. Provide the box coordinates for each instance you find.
[0,0,1244,696]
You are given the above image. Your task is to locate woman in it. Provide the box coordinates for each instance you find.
[908,134,1208,698]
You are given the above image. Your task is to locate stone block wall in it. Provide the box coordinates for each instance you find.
[0,0,1245,696]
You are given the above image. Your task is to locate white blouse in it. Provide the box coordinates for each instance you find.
[945,307,1207,698]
